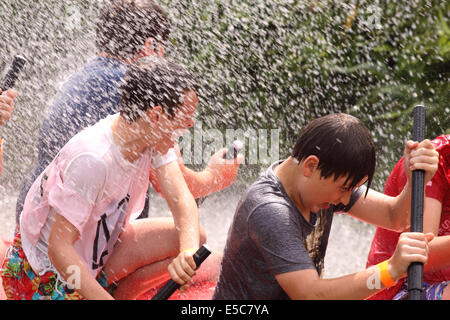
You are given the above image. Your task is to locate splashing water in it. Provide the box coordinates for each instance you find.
[0,0,447,282]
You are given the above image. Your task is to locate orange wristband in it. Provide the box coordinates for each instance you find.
[377,260,397,288]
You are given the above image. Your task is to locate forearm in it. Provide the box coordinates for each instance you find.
[387,182,412,231]
[279,265,394,300]
[166,193,200,251]
[425,235,450,272]
[48,242,114,300]
[181,166,220,199]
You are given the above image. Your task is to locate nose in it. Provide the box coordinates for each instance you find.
[339,190,352,206]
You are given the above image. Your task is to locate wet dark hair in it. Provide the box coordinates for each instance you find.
[291,113,376,196]
[120,57,196,122]
[96,0,170,58]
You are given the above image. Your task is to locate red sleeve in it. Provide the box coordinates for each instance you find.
[425,155,448,204]
[383,157,407,197]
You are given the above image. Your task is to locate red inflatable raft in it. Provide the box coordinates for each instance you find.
[0,239,220,300]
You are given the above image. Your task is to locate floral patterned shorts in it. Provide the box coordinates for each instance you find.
[1,233,110,300]
[393,281,450,300]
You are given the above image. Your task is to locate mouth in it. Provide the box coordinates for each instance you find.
[320,203,330,210]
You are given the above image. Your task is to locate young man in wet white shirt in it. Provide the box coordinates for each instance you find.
[3,57,205,300]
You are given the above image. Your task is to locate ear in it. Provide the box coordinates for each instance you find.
[302,155,319,178]
[147,106,163,124]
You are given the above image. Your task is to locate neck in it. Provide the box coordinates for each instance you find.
[275,157,311,219]
[111,116,154,163]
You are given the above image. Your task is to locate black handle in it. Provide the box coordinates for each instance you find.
[1,55,27,91]
[407,105,426,300]
[151,244,212,300]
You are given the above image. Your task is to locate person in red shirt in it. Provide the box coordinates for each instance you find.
[366,134,450,300]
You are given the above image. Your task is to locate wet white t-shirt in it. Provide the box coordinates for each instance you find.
[20,114,177,277]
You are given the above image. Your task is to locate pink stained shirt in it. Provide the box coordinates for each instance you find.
[20,114,177,277]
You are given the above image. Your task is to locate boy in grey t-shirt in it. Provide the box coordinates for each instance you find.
[213,113,439,300]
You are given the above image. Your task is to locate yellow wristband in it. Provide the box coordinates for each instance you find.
[181,248,195,254]
[377,260,397,288]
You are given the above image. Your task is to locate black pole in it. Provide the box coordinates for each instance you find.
[1,55,27,91]
[407,105,426,300]
[151,244,212,300]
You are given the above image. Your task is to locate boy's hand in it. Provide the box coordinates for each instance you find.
[403,139,439,185]
[388,232,434,281]
[167,248,197,291]
[0,89,18,126]
[204,147,244,190]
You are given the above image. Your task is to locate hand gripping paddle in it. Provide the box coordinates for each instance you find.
[151,244,212,300]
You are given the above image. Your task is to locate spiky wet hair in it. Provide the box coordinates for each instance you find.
[96,0,170,58]
[120,57,196,122]
[291,113,376,196]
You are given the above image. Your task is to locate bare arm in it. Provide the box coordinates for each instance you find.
[180,148,242,198]
[149,147,242,199]
[347,187,411,232]
[422,197,450,272]
[48,212,114,300]
[347,139,439,231]
[276,232,433,300]
[155,160,200,285]
[0,89,16,126]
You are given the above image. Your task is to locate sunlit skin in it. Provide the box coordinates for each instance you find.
[0,89,18,176]
[0,89,17,126]
[271,140,439,299]
[275,155,367,222]
[45,89,203,300]
[100,34,242,202]
[111,89,198,163]
[151,89,198,155]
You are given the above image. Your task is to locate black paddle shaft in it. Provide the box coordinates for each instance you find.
[151,244,212,300]
[407,105,426,300]
[1,55,27,91]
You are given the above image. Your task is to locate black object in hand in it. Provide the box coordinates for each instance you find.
[151,245,212,300]
[1,55,27,91]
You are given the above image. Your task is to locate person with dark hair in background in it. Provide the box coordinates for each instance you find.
[213,113,439,300]
[15,0,241,230]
